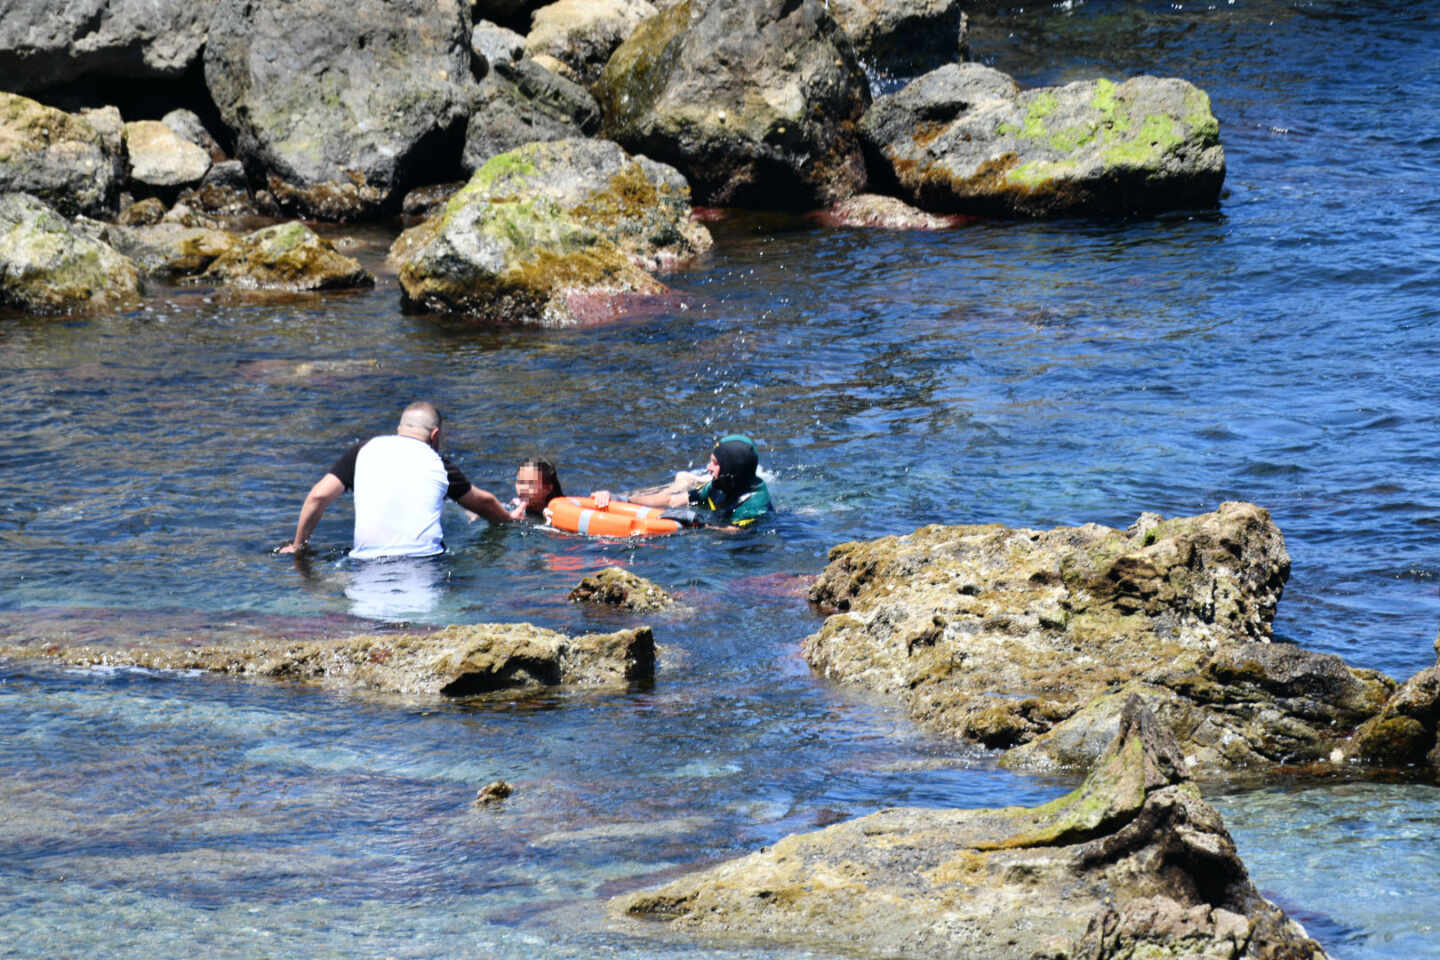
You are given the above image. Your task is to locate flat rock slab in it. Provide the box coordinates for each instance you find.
[0,615,655,701]
[612,696,1331,960]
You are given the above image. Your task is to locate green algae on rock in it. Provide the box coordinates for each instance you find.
[860,63,1225,217]
[0,192,142,313]
[612,696,1332,960]
[392,138,709,325]
[201,221,374,291]
[802,502,1426,779]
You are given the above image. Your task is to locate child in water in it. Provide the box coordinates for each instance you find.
[592,434,772,529]
[509,457,564,519]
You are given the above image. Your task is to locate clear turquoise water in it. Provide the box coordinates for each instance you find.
[3,1,1438,956]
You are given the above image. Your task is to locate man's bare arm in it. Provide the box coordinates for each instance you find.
[279,473,345,553]
[458,484,512,525]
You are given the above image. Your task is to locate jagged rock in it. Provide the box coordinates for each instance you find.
[570,567,673,612]
[596,0,871,209]
[0,192,142,313]
[860,63,1225,217]
[612,696,1332,960]
[200,221,374,291]
[525,0,659,89]
[91,219,237,279]
[828,0,969,74]
[117,197,167,227]
[462,58,602,171]
[809,193,970,230]
[0,0,207,93]
[177,160,259,217]
[0,94,120,217]
[204,0,475,220]
[124,120,212,189]
[801,503,1414,777]
[392,138,709,324]
[0,622,655,700]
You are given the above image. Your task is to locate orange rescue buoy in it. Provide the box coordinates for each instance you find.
[543,496,682,537]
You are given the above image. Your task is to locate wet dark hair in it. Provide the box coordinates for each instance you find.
[519,456,564,502]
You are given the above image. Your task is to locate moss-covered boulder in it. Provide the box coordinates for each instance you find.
[802,502,1417,778]
[0,94,120,217]
[200,221,374,291]
[860,63,1225,217]
[596,0,870,209]
[0,621,655,700]
[392,138,709,324]
[611,696,1332,960]
[0,192,142,313]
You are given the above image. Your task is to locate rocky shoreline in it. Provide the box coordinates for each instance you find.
[4,0,1225,320]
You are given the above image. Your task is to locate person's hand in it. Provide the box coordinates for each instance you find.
[507,500,528,520]
[277,542,299,554]
[591,490,611,509]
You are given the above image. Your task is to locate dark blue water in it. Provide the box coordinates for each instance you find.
[2,1,1438,956]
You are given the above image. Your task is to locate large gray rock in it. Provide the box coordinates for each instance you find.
[525,0,659,89]
[0,192,142,313]
[828,0,968,74]
[0,0,207,93]
[613,696,1332,960]
[860,63,1225,217]
[204,0,476,220]
[0,94,120,217]
[462,58,602,171]
[392,138,710,325]
[596,0,871,209]
[0,620,656,700]
[803,502,1411,778]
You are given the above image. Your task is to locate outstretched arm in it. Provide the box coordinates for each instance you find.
[279,473,345,553]
[594,470,706,509]
[458,484,512,525]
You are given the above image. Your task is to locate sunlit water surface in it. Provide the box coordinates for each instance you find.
[3,1,1438,957]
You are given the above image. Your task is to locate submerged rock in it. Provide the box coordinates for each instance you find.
[0,94,121,218]
[860,63,1225,217]
[612,696,1332,960]
[570,567,674,612]
[200,221,374,291]
[810,193,971,230]
[0,192,142,313]
[0,622,655,700]
[204,0,474,220]
[596,0,871,209]
[803,502,1410,777]
[392,138,709,324]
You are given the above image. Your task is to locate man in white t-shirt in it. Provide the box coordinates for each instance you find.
[278,401,510,557]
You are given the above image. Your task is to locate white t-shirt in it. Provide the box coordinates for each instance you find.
[331,435,470,560]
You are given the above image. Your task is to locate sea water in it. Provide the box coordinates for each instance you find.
[2,1,1437,956]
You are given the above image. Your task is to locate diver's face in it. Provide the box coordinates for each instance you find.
[515,465,550,509]
[706,454,720,478]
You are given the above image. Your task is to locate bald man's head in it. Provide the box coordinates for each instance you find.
[397,401,443,447]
